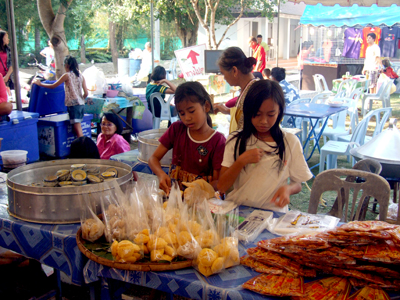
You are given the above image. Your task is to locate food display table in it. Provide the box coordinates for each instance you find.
[83,206,282,300]
[0,172,86,297]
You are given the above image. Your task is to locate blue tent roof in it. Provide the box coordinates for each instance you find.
[300,4,400,27]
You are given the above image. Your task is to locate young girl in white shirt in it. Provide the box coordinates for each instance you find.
[217,80,312,212]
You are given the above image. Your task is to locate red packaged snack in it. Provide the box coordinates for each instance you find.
[240,255,283,274]
[291,276,350,300]
[363,240,400,263]
[346,286,390,300]
[243,274,304,297]
[338,221,397,232]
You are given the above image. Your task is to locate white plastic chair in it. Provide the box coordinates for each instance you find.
[166,58,177,80]
[337,79,358,98]
[361,79,393,117]
[149,92,178,129]
[319,114,371,173]
[337,107,392,145]
[313,74,332,95]
[315,87,363,143]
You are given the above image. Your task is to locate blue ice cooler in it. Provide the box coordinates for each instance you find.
[37,113,93,158]
[0,111,40,165]
[28,80,66,116]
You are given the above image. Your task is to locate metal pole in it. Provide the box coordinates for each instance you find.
[276,0,280,67]
[150,0,155,72]
[5,0,22,111]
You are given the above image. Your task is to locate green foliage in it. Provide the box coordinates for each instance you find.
[86,50,112,63]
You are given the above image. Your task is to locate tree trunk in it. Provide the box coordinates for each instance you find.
[174,19,199,48]
[37,0,72,79]
[109,21,118,74]
[34,26,41,60]
[80,34,86,64]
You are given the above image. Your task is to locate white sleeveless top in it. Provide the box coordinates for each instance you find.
[64,71,85,106]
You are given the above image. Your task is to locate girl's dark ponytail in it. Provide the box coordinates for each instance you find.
[64,55,80,77]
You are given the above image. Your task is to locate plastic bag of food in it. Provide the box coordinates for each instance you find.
[82,66,107,96]
[80,189,105,243]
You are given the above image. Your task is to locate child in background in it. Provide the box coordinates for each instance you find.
[382,58,399,85]
[149,82,226,195]
[218,80,312,212]
[33,55,88,137]
[262,68,271,80]
[97,112,130,160]
[0,74,12,116]
[70,136,100,159]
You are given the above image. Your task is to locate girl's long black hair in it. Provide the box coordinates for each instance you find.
[0,31,9,52]
[231,80,286,168]
[64,55,80,77]
[174,81,214,127]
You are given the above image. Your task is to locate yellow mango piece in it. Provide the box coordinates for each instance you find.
[211,257,225,274]
[133,252,142,260]
[224,257,239,269]
[124,256,137,263]
[163,201,168,209]
[213,244,223,257]
[139,244,149,255]
[141,229,150,236]
[168,223,177,233]
[160,254,172,262]
[150,249,164,261]
[134,233,150,244]
[178,231,192,246]
[147,238,167,251]
[111,240,119,257]
[229,248,239,262]
[164,245,177,258]
[188,221,202,236]
[198,263,213,277]
[163,232,177,245]
[198,248,218,267]
[155,226,169,237]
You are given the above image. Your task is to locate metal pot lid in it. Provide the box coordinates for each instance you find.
[351,119,400,164]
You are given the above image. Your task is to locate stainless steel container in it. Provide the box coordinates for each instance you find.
[138,129,172,166]
[7,159,133,224]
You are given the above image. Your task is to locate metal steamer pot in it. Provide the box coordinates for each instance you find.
[138,129,172,166]
[7,159,132,224]
[350,119,400,179]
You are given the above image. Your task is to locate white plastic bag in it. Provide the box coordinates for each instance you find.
[82,66,107,96]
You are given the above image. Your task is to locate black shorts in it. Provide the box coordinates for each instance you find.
[67,105,84,124]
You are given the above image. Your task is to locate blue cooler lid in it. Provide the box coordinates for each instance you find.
[7,111,39,125]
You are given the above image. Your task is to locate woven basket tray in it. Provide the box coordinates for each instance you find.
[76,228,193,271]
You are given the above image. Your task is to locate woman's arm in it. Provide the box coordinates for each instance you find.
[82,76,89,99]
[3,66,13,83]
[217,148,264,194]
[148,144,172,195]
[157,79,176,94]
[213,103,230,115]
[210,169,220,190]
[33,73,68,89]
[270,181,302,208]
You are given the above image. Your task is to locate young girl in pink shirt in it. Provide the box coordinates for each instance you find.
[96,112,130,159]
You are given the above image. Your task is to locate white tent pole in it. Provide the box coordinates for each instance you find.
[5,0,21,111]
[151,0,155,72]
[276,0,280,67]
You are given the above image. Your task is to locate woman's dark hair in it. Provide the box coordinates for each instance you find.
[230,80,286,169]
[64,55,80,77]
[102,112,124,135]
[150,66,166,82]
[218,47,256,75]
[0,30,9,52]
[271,67,286,82]
[175,81,214,127]
[69,136,100,159]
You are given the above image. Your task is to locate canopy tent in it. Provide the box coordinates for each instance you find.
[300,4,400,27]
[288,0,400,6]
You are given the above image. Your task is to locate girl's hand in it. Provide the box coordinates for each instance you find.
[270,186,291,207]
[157,79,168,86]
[3,75,9,83]
[239,148,264,165]
[158,173,171,196]
[33,79,41,86]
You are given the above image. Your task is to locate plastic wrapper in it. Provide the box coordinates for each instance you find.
[337,220,398,232]
[291,276,351,300]
[82,66,107,96]
[234,210,274,243]
[79,188,105,242]
[269,211,339,236]
[363,240,400,263]
[242,273,304,297]
[240,255,283,275]
[347,286,391,300]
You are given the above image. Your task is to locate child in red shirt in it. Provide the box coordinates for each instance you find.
[382,58,399,85]
[149,82,226,195]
